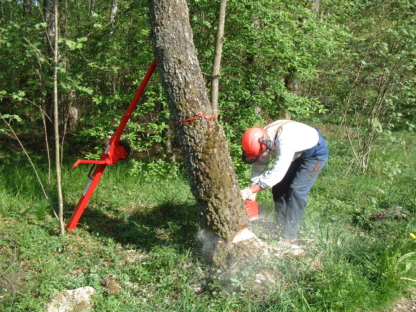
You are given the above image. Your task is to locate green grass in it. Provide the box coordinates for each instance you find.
[0,128,415,311]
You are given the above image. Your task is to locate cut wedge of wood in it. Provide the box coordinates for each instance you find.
[231,227,256,244]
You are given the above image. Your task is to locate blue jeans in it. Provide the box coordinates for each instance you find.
[272,130,328,239]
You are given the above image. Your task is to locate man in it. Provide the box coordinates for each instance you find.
[240,120,328,243]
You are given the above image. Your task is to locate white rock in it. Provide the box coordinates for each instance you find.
[45,286,96,312]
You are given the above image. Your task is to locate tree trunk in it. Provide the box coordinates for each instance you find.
[43,0,65,235]
[149,0,253,266]
[44,0,69,141]
[43,0,56,143]
[210,0,227,116]
[53,0,65,236]
[110,0,118,23]
[109,0,118,37]
[89,0,96,17]
[44,0,56,48]
[23,0,32,16]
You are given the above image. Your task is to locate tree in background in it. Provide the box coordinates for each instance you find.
[47,0,65,235]
[210,0,227,116]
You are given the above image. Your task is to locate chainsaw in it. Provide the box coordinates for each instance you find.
[244,200,264,221]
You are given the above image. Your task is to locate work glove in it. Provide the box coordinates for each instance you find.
[241,187,256,201]
[248,192,256,201]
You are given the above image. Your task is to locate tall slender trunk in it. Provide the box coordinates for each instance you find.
[210,0,227,116]
[53,0,65,236]
[89,0,96,17]
[23,0,32,16]
[43,0,56,143]
[109,0,118,37]
[110,0,118,23]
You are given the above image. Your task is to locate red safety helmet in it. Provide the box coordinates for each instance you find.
[241,127,271,164]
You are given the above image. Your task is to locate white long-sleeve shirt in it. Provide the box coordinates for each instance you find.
[250,120,319,189]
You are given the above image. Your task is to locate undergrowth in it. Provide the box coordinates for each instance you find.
[0,128,415,311]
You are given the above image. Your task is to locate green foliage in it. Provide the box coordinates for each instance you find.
[216,0,334,124]
[2,0,415,176]
[295,228,415,311]
[308,0,416,171]
[0,113,23,134]
[129,159,182,181]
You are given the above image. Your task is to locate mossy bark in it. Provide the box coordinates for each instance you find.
[149,0,251,265]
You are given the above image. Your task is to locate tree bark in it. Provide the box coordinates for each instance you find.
[53,0,65,236]
[109,0,118,37]
[110,0,118,23]
[149,0,251,265]
[211,0,227,116]
[23,0,32,16]
[43,0,56,142]
[44,0,56,48]
[89,0,96,17]
[43,0,65,235]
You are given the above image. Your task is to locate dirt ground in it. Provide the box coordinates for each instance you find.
[390,291,416,312]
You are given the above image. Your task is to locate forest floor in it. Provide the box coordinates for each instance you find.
[390,291,416,312]
[1,128,415,311]
[251,217,416,312]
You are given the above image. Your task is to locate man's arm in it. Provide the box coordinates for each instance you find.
[240,183,267,200]
[248,184,266,194]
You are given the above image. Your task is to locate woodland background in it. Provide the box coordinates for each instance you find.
[1,0,414,171]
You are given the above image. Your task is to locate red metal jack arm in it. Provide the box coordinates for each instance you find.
[66,60,157,230]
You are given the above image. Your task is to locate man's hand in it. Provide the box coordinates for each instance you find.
[241,187,255,200]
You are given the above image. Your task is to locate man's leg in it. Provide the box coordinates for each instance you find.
[272,161,299,235]
[274,155,327,239]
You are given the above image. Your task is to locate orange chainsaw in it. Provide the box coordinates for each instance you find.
[244,200,264,221]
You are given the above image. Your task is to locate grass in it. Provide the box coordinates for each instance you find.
[0,127,415,311]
